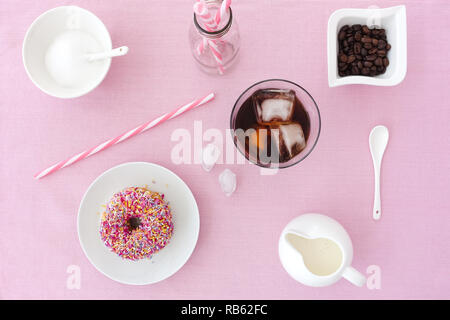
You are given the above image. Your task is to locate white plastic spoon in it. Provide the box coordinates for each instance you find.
[369,125,389,220]
[85,46,129,62]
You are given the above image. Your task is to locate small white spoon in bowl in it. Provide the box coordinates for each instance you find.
[369,125,389,220]
[85,46,129,62]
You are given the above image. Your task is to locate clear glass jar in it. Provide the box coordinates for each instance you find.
[188,0,240,75]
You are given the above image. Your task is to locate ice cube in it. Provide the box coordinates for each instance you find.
[202,143,221,172]
[280,123,306,156]
[219,169,236,196]
[271,122,306,162]
[253,89,295,123]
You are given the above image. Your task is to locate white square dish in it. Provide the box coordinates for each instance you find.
[327,5,407,87]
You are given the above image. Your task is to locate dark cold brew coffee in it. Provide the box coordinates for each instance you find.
[234,89,311,165]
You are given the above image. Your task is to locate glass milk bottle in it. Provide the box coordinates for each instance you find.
[189,0,240,75]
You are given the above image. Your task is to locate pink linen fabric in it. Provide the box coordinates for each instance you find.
[0,0,449,299]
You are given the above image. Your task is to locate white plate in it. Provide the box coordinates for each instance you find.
[78,162,200,285]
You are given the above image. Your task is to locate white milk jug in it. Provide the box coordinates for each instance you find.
[278,213,366,287]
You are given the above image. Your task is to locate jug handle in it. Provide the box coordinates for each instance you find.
[342,266,366,287]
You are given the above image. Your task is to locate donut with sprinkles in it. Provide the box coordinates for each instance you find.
[100,187,174,260]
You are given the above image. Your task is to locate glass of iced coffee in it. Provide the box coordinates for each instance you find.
[230,79,321,168]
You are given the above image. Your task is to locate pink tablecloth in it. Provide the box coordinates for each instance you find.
[1,0,449,299]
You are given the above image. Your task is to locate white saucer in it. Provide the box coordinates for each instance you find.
[77,162,200,285]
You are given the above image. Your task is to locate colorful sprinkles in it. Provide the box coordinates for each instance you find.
[100,186,174,261]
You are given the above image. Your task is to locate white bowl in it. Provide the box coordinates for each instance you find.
[327,5,407,87]
[23,6,112,98]
[78,162,200,285]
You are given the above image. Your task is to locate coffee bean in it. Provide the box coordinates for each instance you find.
[338,24,391,78]
[351,65,360,74]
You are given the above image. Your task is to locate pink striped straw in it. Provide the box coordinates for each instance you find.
[194,1,212,55]
[196,38,207,55]
[194,1,219,30]
[207,40,225,74]
[215,0,232,26]
[194,1,225,73]
[34,93,215,179]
